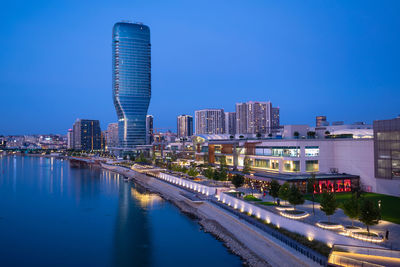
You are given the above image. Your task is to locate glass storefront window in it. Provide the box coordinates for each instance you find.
[255,146,300,157]
[255,159,268,168]
[283,161,300,172]
[305,146,319,157]
[306,160,319,172]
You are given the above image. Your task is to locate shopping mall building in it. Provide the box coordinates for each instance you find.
[192,117,400,196]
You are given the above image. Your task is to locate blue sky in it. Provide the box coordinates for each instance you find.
[1,0,399,135]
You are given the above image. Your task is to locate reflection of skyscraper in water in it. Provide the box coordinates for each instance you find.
[113,181,152,266]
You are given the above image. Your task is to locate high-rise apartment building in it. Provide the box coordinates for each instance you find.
[271,107,280,130]
[177,115,193,138]
[67,129,73,149]
[146,115,154,145]
[236,101,270,135]
[112,22,151,148]
[195,109,225,135]
[225,112,236,135]
[316,116,328,127]
[105,122,119,148]
[72,119,101,151]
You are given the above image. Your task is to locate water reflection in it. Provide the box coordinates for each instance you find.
[0,156,242,267]
[113,179,153,266]
[130,185,163,209]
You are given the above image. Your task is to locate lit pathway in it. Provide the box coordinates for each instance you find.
[247,192,400,250]
[118,167,316,267]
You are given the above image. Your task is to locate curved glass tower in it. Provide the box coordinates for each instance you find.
[112,22,151,148]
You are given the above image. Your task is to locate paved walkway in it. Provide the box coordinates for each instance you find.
[242,191,400,250]
[108,165,316,267]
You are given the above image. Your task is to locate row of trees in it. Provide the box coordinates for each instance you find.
[269,178,380,234]
[168,163,199,177]
[268,180,305,208]
[342,193,381,234]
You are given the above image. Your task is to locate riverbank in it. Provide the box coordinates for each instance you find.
[100,163,315,267]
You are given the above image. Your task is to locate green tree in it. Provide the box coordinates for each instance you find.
[219,168,227,180]
[307,174,317,215]
[203,166,214,179]
[231,174,245,188]
[187,167,199,177]
[219,155,227,171]
[278,182,291,205]
[269,179,281,204]
[213,169,221,180]
[288,184,304,209]
[359,199,380,234]
[242,156,251,174]
[320,192,338,223]
[342,194,360,227]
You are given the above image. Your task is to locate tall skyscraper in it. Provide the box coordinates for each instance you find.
[72,119,101,151]
[225,112,236,135]
[146,115,154,145]
[195,109,225,135]
[67,129,73,149]
[177,115,193,138]
[236,101,269,135]
[106,122,119,148]
[271,107,280,130]
[112,22,151,148]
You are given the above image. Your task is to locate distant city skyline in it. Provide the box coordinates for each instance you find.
[1,1,400,135]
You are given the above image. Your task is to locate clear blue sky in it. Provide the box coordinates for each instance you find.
[1,0,399,135]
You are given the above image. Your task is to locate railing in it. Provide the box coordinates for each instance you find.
[210,198,327,266]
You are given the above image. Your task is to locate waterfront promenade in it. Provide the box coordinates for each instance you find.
[101,163,318,267]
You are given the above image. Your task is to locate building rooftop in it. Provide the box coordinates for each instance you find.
[231,170,360,182]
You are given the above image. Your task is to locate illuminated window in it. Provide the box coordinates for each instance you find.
[255,146,300,157]
[306,160,319,172]
[305,146,319,157]
[283,161,300,172]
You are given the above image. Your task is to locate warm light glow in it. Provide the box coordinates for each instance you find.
[275,206,295,211]
[280,211,309,219]
[316,222,343,230]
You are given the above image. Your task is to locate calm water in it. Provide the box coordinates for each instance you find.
[0,155,242,267]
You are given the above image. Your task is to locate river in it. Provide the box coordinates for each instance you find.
[0,155,242,266]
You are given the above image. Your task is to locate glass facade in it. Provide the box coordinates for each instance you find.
[305,146,319,157]
[255,146,300,157]
[283,160,300,172]
[112,22,151,148]
[306,160,319,172]
[374,118,400,178]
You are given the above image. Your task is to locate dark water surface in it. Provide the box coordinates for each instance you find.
[0,156,242,266]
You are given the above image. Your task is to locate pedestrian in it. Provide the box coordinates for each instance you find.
[386,230,389,240]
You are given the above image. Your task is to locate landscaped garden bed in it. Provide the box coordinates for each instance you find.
[275,205,294,211]
[305,192,400,224]
[243,195,262,201]
[280,209,309,219]
[350,231,384,243]
[316,221,343,230]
